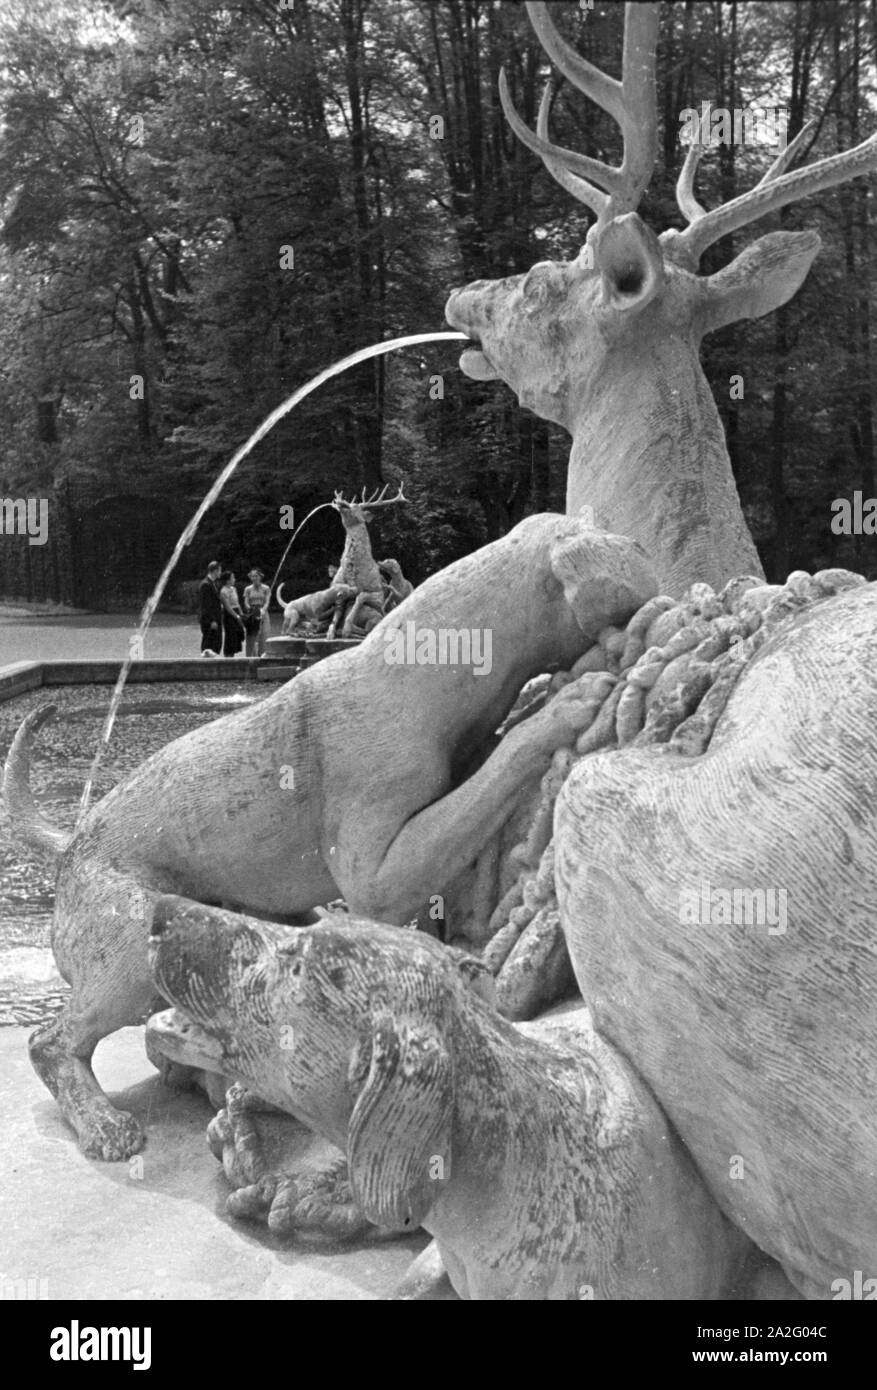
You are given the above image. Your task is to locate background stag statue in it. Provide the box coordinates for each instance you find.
[278,484,409,638]
[328,484,407,636]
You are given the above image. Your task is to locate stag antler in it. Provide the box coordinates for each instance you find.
[506,3,877,268]
[333,483,407,510]
[674,115,877,263]
[500,1,660,229]
[677,119,820,227]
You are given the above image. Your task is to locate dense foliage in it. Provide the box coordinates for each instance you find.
[0,0,875,608]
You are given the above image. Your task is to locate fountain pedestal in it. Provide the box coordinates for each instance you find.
[261,635,362,678]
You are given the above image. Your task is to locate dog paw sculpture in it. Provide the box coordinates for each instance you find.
[207,1089,375,1242]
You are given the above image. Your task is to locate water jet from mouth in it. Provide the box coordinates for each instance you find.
[75,330,468,824]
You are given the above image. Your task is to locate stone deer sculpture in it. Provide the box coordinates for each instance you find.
[277,484,408,638]
[427,0,877,1297]
[327,483,407,637]
[445,0,877,593]
[436,0,877,993]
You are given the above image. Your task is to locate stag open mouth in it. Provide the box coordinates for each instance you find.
[459,335,499,382]
[445,289,501,381]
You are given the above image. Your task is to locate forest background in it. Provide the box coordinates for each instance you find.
[0,0,875,610]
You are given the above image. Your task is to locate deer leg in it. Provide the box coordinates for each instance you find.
[326,594,349,641]
[342,591,383,638]
[340,593,364,638]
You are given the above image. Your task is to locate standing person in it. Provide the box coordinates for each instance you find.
[219,570,246,657]
[198,561,223,657]
[243,568,272,657]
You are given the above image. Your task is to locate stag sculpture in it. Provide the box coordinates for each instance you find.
[446,0,877,593]
[277,484,409,638]
[434,0,877,964]
[328,484,407,637]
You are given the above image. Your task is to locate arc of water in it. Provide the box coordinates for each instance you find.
[269,510,296,600]
[75,330,468,825]
[267,501,335,603]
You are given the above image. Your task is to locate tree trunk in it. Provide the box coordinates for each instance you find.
[768,0,818,581]
[341,0,383,493]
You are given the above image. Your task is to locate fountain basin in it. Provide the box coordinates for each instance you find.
[0,658,300,706]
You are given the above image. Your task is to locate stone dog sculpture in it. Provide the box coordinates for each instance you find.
[379,558,414,610]
[3,513,656,1159]
[147,902,783,1300]
[277,580,358,636]
[145,569,877,1299]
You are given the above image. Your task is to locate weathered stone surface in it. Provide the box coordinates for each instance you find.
[2,512,655,1158]
[484,566,871,1025]
[554,580,877,1299]
[148,905,785,1300]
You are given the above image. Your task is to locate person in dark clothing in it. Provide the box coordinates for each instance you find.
[199,561,223,656]
[219,570,246,658]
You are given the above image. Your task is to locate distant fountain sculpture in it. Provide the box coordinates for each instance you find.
[273,485,413,644]
[379,558,414,611]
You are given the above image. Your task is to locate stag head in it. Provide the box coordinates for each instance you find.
[445,1,877,592]
[332,483,407,530]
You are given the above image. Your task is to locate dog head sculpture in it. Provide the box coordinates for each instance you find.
[148,898,492,1230]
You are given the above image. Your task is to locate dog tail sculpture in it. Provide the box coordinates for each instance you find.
[2,704,70,863]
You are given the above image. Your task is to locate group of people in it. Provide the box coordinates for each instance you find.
[198,561,272,658]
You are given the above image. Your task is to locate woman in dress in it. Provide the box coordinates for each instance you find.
[219,570,246,657]
[243,567,272,657]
